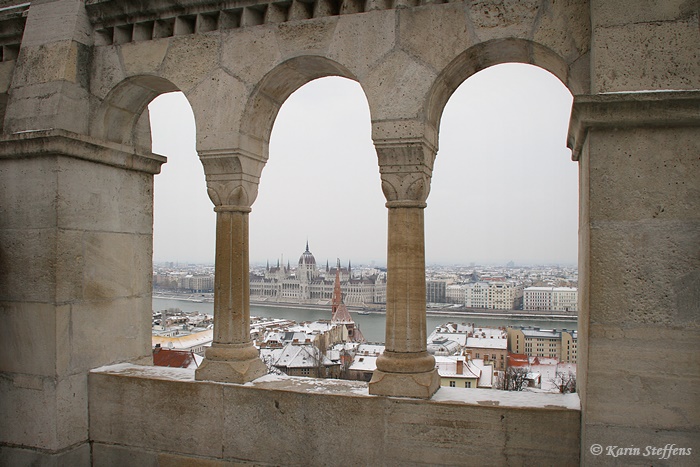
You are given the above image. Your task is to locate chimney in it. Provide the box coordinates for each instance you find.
[456,359,464,375]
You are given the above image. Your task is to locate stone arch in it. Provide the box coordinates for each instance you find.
[239,55,361,163]
[90,75,180,149]
[426,39,583,137]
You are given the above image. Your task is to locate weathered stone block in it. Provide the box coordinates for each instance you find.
[222,384,386,465]
[589,221,700,326]
[0,302,56,375]
[592,20,700,93]
[120,38,169,77]
[591,0,698,27]
[0,228,56,303]
[0,442,90,467]
[92,443,158,467]
[188,68,246,152]
[161,34,219,92]
[588,127,700,222]
[275,17,336,57]
[468,0,540,43]
[0,372,87,450]
[0,153,57,229]
[56,157,154,234]
[66,297,152,374]
[363,50,436,121]
[397,4,473,74]
[90,45,126,100]
[328,8,395,80]
[89,369,224,458]
[221,26,282,87]
[533,0,591,64]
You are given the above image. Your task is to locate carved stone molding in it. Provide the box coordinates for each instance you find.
[375,139,436,207]
[199,148,266,208]
[567,90,700,161]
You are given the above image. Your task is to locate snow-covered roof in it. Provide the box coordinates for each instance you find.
[428,332,468,346]
[355,344,385,356]
[465,337,507,350]
[349,355,377,371]
[273,343,333,368]
[152,330,212,350]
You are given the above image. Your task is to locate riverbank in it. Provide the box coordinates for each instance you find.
[152,292,577,322]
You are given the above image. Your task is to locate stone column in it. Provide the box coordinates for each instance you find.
[195,152,267,383]
[568,91,700,463]
[369,141,440,398]
[0,130,165,465]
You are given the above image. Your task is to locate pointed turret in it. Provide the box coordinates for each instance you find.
[331,261,342,319]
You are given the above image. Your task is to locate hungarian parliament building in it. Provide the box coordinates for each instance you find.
[249,243,386,307]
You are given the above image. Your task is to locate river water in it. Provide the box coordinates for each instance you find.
[154,298,577,344]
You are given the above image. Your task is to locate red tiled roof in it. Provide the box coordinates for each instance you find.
[507,352,529,367]
[153,348,197,368]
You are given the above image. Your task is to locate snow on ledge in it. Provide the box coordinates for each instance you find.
[90,363,195,382]
[432,387,580,411]
[91,364,579,410]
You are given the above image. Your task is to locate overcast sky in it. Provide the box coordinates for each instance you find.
[149,63,577,267]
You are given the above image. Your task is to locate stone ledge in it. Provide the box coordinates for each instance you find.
[89,364,580,465]
[0,129,166,174]
[92,363,581,409]
[567,90,700,160]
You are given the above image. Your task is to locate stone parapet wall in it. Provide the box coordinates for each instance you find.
[89,364,581,465]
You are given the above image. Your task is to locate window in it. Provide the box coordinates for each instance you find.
[465,382,471,388]
[449,381,456,387]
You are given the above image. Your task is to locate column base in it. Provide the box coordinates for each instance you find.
[368,368,440,399]
[195,344,267,384]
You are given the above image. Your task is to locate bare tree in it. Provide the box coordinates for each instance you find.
[551,371,577,393]
[261,354,284,376]
[495,367,529,391]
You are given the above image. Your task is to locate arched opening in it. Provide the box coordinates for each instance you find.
[147,91,214,367]
[149,92,213,266]
[91,75,179,148]
[428,63,575,266]
[251,76,384,265]
[250,76,387,345]
[426,62,578,391]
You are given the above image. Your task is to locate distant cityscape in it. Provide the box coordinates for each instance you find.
[153,243,578,312]
[152,244,579,393]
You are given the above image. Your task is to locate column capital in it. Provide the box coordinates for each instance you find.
[375,138,437,206]
[199,148,266,209]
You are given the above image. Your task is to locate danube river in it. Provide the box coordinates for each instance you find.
[153,298,577,344]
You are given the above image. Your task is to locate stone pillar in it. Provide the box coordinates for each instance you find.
[568,91,700,464]
[369,141,440,398]
[0,130,164,465]
[195,151,267,383]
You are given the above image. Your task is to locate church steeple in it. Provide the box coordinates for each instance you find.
[331,259,342,319]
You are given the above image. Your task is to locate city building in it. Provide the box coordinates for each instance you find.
[508,327,578,364]
[250,244,386,306]
[463,327,508,371]
[523,286,578,312]
[262,342,340,378]
[426,279,449,303]
[434,356,493,389]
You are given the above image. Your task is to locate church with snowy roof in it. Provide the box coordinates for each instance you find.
[250,243,386,306]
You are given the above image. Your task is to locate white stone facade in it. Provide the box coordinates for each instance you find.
[250,245,386,306]
[523,287,578,312]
